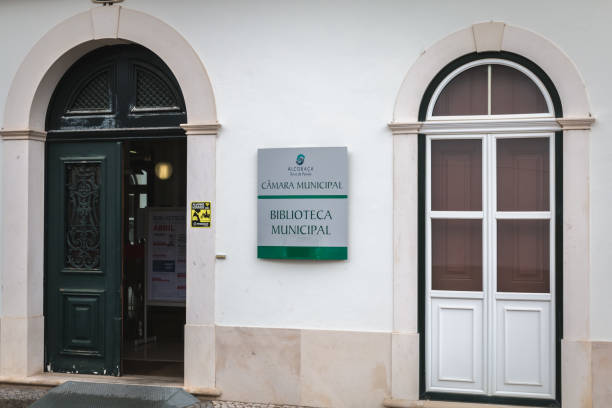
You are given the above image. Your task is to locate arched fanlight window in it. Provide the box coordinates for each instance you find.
[46,44,187,134]
[427,59,553,118]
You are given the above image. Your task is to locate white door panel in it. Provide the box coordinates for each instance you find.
[430,298,484,393]
[494,300,553,398]
[425,132,556,401]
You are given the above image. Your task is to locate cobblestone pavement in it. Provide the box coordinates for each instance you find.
[0,384,49,407]
[0,384,319,408]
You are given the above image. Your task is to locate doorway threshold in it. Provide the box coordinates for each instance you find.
[0,373,222,397]
[384,398,555,408]
[0,372,182,388]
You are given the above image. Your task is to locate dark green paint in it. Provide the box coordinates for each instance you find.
[46,142,122,375]
[554,130,563,404]
[46,45,186,135]
[257,246,347,260]
[258,195,348,199]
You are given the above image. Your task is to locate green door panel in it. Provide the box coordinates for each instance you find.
[46,142,122,375]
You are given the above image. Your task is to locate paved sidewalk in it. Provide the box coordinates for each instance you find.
[0,384,317,408]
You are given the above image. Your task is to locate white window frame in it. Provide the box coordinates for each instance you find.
[424,59,557,399]
[425,132,556,398]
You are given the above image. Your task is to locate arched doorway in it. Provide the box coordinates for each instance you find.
[1,6,218,390]
[44,44,187,376]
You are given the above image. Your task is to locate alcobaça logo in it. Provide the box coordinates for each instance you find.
[296,154,305,165]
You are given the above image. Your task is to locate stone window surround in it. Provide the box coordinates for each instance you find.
[386,22,594,407]
[0,5,219,395]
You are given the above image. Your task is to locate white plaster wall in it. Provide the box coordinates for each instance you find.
[580,4,612,340]
[0,0,610,335]
[0,137,2,315]
[0,0,91,316]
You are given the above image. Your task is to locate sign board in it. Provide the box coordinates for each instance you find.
[191,201,212,227]
[147,208,186,303]
[257,147,348,260]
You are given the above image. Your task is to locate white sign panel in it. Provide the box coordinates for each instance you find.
[257,147,348,260]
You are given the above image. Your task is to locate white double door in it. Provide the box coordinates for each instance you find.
[425,133,555,399]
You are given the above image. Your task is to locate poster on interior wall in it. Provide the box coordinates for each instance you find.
[147,208,186,304]
[257,147,348,260]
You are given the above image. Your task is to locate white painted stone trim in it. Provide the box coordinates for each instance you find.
[180,123,219,390]
[0,130,47,142]
[389,22,594,407]
[180,123,221,135]
[558,117,596,130]
[388,122,422,135]
[390,131,419,401]
[3,5,217,132]
[472,22,505,52]
[392,22,592,123]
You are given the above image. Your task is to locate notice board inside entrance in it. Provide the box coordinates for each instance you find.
[146,207,186,305]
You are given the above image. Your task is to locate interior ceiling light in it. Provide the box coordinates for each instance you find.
[154,162,173,180]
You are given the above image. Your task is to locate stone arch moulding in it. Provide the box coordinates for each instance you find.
[2,5,218,131]
[0,5,220,395]
[391,21,592,123]
[386,22,594,407]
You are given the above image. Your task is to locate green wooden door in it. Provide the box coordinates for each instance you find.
[46,142,122,375]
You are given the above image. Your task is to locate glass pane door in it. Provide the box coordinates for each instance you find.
[426,133,555,399]
[427,136,486,394]
[492,135,554,397]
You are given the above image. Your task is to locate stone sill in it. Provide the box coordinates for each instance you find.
[383,398,552,408]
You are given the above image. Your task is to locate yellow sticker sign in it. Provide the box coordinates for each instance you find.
[191,201,211,227]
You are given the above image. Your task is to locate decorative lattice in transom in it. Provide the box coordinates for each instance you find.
[69,71,111,112]
[134,67,178,109]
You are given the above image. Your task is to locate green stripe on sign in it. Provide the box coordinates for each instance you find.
[257,246,347,260]
[258,195,347,199]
